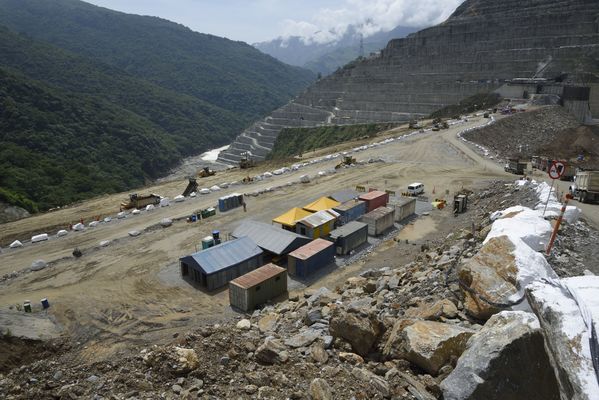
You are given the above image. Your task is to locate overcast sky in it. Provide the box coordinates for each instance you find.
[85,0,463,44]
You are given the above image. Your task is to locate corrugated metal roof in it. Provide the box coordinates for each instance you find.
[181,236,262,275]
[329,221,368,239]
[303,197,340,212]
[297,209,339,228]
[272,207,313,227]
[359,190,387,201]
[229,263,286,289]
[329,189,359,203]
[288,238,334,260]
[389,197,416,207]
[362,206,395,219]
[232,220,311,255]
[333,200,365,212]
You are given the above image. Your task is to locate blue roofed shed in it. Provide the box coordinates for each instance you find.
[180,236,263,291]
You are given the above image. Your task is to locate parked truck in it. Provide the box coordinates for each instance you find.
[504,158,530,175]
[120,193,160,210]
[571,171,599,203]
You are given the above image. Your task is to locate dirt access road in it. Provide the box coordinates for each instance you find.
[0,115,512,359]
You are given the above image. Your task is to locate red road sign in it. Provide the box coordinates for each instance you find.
[548,161,565,179]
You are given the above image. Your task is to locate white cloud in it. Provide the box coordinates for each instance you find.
[278,0,462,44]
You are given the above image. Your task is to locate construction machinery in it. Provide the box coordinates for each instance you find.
[198,167,216,178]
[504,158,530,175]
[242,176,254,184]
[409,120,419,129]
[120,193,160,210]
[239,152,255,169]
[571,171,599,203]
[182,177,198,197]
[335,155,357,169]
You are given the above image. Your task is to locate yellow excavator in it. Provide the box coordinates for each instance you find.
[198,167,216,178]
[335,155,357,169]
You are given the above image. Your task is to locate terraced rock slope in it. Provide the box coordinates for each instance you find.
[218,0,599,164]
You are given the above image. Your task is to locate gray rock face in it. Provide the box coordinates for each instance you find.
[440,311,560,400]
[218,0,599,164]
[329,309,380,356]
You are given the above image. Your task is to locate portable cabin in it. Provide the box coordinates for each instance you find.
[329,189,359,204]
[390,197,416,222]
[272,207,313,231]
[328,221,369,255]
[232,220,311,263]
[333,200,366,225]
[303,197,341,213]
[218,193,244,212]
[358,190,389,212]
[454,195,468,214]
[179,236,263,291]
[287,239,335,278]
[229,263,287,312]
[296,209,339,239]
[360,206,395,236]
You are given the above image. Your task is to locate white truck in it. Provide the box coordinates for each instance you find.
[570,171,599,203]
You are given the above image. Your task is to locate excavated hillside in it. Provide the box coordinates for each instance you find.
[218,0,599,164]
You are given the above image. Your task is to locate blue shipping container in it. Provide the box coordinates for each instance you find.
[333,200,366,225]
[287,239,335,279]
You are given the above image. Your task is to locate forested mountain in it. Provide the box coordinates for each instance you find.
[0,0,315,212]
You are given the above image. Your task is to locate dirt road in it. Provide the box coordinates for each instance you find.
[0,115,516,357]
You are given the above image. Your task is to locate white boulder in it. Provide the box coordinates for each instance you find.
[56,230,68,237]
[9,240,23,248]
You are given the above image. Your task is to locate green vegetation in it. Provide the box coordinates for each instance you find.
[269,123,399,159]
[0,0,315,212]
[430,92,502,119]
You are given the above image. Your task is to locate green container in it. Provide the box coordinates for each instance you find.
[201,207,216,219]
[24,302,32,313]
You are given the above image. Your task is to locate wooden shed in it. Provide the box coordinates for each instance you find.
[179,236,263,291]
[229,263,287,312]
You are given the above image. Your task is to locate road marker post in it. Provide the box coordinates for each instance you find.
[546,194,572,255]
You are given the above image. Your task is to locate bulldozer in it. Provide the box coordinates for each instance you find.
[120,193,160,210]
[239,152,255,169]
[198,167,216,178]
[182,177,199,197]
[335,155,357,169]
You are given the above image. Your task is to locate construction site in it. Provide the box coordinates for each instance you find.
[1,102,599,398]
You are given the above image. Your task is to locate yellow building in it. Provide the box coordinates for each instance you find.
[303,197,340,213]
[296,209,339,239]
[273,207,313,231]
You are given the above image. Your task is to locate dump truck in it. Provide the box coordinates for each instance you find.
[571,171,599,203]
[120,193,160,210]
[239,152,255,169]
[504,158,530,175]
[182,177,198,197]
[198,167,216,178]
[335,155,357,169]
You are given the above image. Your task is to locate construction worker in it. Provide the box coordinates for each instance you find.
[243,201,247,212]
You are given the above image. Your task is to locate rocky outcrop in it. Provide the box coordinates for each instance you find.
[385,321,474,376]
[441,311,560,400]
[527,277,599,400]
[218,0,599,164]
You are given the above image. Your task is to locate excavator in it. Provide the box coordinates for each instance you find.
[182,177,199,197]
[335,155,357,169]
[198,167,216,178]
[239,152,255,169]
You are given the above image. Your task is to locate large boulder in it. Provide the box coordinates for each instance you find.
[458,235,556,320]
[527,277,599,400]
[329,309,381,356]
[255,337,289,365]
[486,206,551,251]
[385,320,474,375]
[440,311,560,400]
[309,378,333,400]
[142,346,199,376]
[351,367,390,398]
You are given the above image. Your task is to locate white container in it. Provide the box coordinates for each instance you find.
[31,233,49,243]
